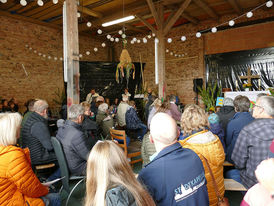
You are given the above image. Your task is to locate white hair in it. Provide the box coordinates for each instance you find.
[0,113,22,146]
[68,104,84,120]
[33,99,48,113]
[258,96,274,117]
[98,103,108,113]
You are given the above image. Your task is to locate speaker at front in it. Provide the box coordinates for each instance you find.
[193,78,203,93]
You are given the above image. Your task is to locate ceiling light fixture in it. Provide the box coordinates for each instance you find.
[102,15,135,27]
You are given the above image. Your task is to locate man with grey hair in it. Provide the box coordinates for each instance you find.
[138,113,209,206]
[231,96,274,189]
[116,94,129,128]
[21,99,57,166]
[96,103,113,139]
[169,95,182,121]
[56,104,94,175]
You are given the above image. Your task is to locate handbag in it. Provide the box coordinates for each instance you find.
[200,155,230,206]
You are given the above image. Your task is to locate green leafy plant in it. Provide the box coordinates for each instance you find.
[52,88,66,106]
[198,83,221,112]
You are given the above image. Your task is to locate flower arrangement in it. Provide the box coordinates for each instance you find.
[243,83,252,88]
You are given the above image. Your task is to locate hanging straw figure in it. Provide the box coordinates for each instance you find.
[116,39,135,86]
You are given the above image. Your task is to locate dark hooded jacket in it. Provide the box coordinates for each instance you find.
[217,106,235,133]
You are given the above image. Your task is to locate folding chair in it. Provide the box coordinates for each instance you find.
[51,137,85,206]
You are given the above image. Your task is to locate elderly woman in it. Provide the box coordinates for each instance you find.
[96,103,114,139]
[0,113,60,206]
[179,104,225,206]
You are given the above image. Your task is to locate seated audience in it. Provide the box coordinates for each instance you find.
[22,99,37,127]
[84,140,155,206]
[125,100,147,140]
[138,113,209,206]
[81,102,99,143]
[169,95,182,121]
[0,99,10,113]
[8,99,17,112]
[21,99,57,166]
[116,95,129,128]
[109,98,119,115]
[231,96,274,189]
[147,98,162,129]
[56,104,94,175]
[141,132,156,167]
[179,104,225,206]
[96,103,113,139]
[0,113,60,206]
[240,158,274,206]
[208,113,225,151]
[216,97,235,135]
[156,100,172,117]
[86,88,99,104]
[226,95,254,163]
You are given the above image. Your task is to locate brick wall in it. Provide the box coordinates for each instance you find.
[0,15,108,111]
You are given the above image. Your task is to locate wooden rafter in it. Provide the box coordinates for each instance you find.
[77,6,103,18]
[227,0,242,14]
[15,2,38,14]
[146,0,161,28]
[82,0,101,7]
[135,14,157,34]
[22,2,55,17]
[37,7,63,20]
[125,24,148,34]
[163,0,192,35]
[194,0,218,19]
[181,13,199,24]
[28,4,61,18]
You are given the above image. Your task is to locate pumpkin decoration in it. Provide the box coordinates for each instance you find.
[116,48,135,84]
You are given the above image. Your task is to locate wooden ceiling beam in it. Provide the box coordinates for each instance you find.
[77,5,103,18]
[125,24,148,34]
[146,0,161,28]
[23,1,56,16]
[193,0,218,19]
[163,0,192,35]
[16,2,38,14]
[227,0,242,14]
[7,3,25,12]
[181,13,199,24]
[37,7,63,20]
[135,14,157,34]
[0,10,61,30]
[82,0,101,6]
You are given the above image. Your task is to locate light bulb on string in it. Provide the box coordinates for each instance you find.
[130,40,134,44]
[178,55,181,57]
[148,35,151,39]
[137,39,141,43]
[122,34,126,38]
[229,20,235,26]
[34,50,37,53]
[37,0,43,6]
[87,22,92,27]
[170,52,173,56]
[48,56,51,59]
[101,43,106,47]
[94,48,98,52]
[133,37,137,42]
[79,54,82,58]
[175,54,178,57]
[0,0,7,3]
[29,47,32,50]
[20,0,27,6]
[143,38,147,43]
[196,32,201,38]
[97,29,102,34]
[25,44,29,48]
[60,57,63,61]
[152,33,155,37]
[181,36,186,41]
[166,49,169,53]
[54,57,57,60]
[246,11,253,18]
[38,53,42,56]
[107,35,111,39]
[77,12,81,18]
[118,30,123,35]
[110,37,114,42]
[115,38,119,42]
[266,1,273,7]
[155,38,159,43]
[86,51,90,55]
[211,27,217,33]
[167,38,172,43]
[52,0,58,4]
[43,54,46,58]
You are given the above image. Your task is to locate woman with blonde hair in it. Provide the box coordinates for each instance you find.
[179,104,225,206]
[0,113,60,206]
[85,140,155,206]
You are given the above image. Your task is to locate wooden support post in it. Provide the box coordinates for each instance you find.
[63,0,80,106]
[157,33,165,99]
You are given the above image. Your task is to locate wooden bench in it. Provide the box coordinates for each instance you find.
[223,161,234,167]
[224,178,247,191]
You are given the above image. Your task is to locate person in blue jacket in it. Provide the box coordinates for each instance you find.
[138,113,209,206]
[226,95,254,163]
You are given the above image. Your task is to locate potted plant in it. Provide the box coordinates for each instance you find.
[198,83,221,112]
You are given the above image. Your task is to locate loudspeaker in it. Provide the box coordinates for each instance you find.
[193,78,203,93]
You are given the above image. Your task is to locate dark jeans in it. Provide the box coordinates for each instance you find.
[41,193,61,206]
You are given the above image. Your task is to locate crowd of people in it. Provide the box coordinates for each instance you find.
[0,88,273,206]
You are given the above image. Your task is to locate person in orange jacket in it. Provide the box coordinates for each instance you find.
[0,112,60,206]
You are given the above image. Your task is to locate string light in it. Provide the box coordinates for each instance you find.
[143,38,147,43]
[77,12,81,18]
[115,38,119,42]
[166,49,169,53]
[211,27,217,33]
[118,30,123,35]
[133,37,137,42]
[0,0,8,3]
[181,36,186,41]
[266,1,273,7]
[87,22,92,27]
[137,39,141,43]
[196,32,201,38]
[110,37,114,42]
[86,51,90,55]
[229,20,235,26]
[167,38,172,43]
[79,54,82,58]
[52,0,58,4]
[122,34,126,38]
[94,47,98,52]
[101,42,106,47]
[37,0,43,6]
[97,29,102,34]
[20,0,27,6]
[246,11,253,18]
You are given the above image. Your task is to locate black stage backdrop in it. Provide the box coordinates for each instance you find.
[205,47,274,91]
[79,62,145,103]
